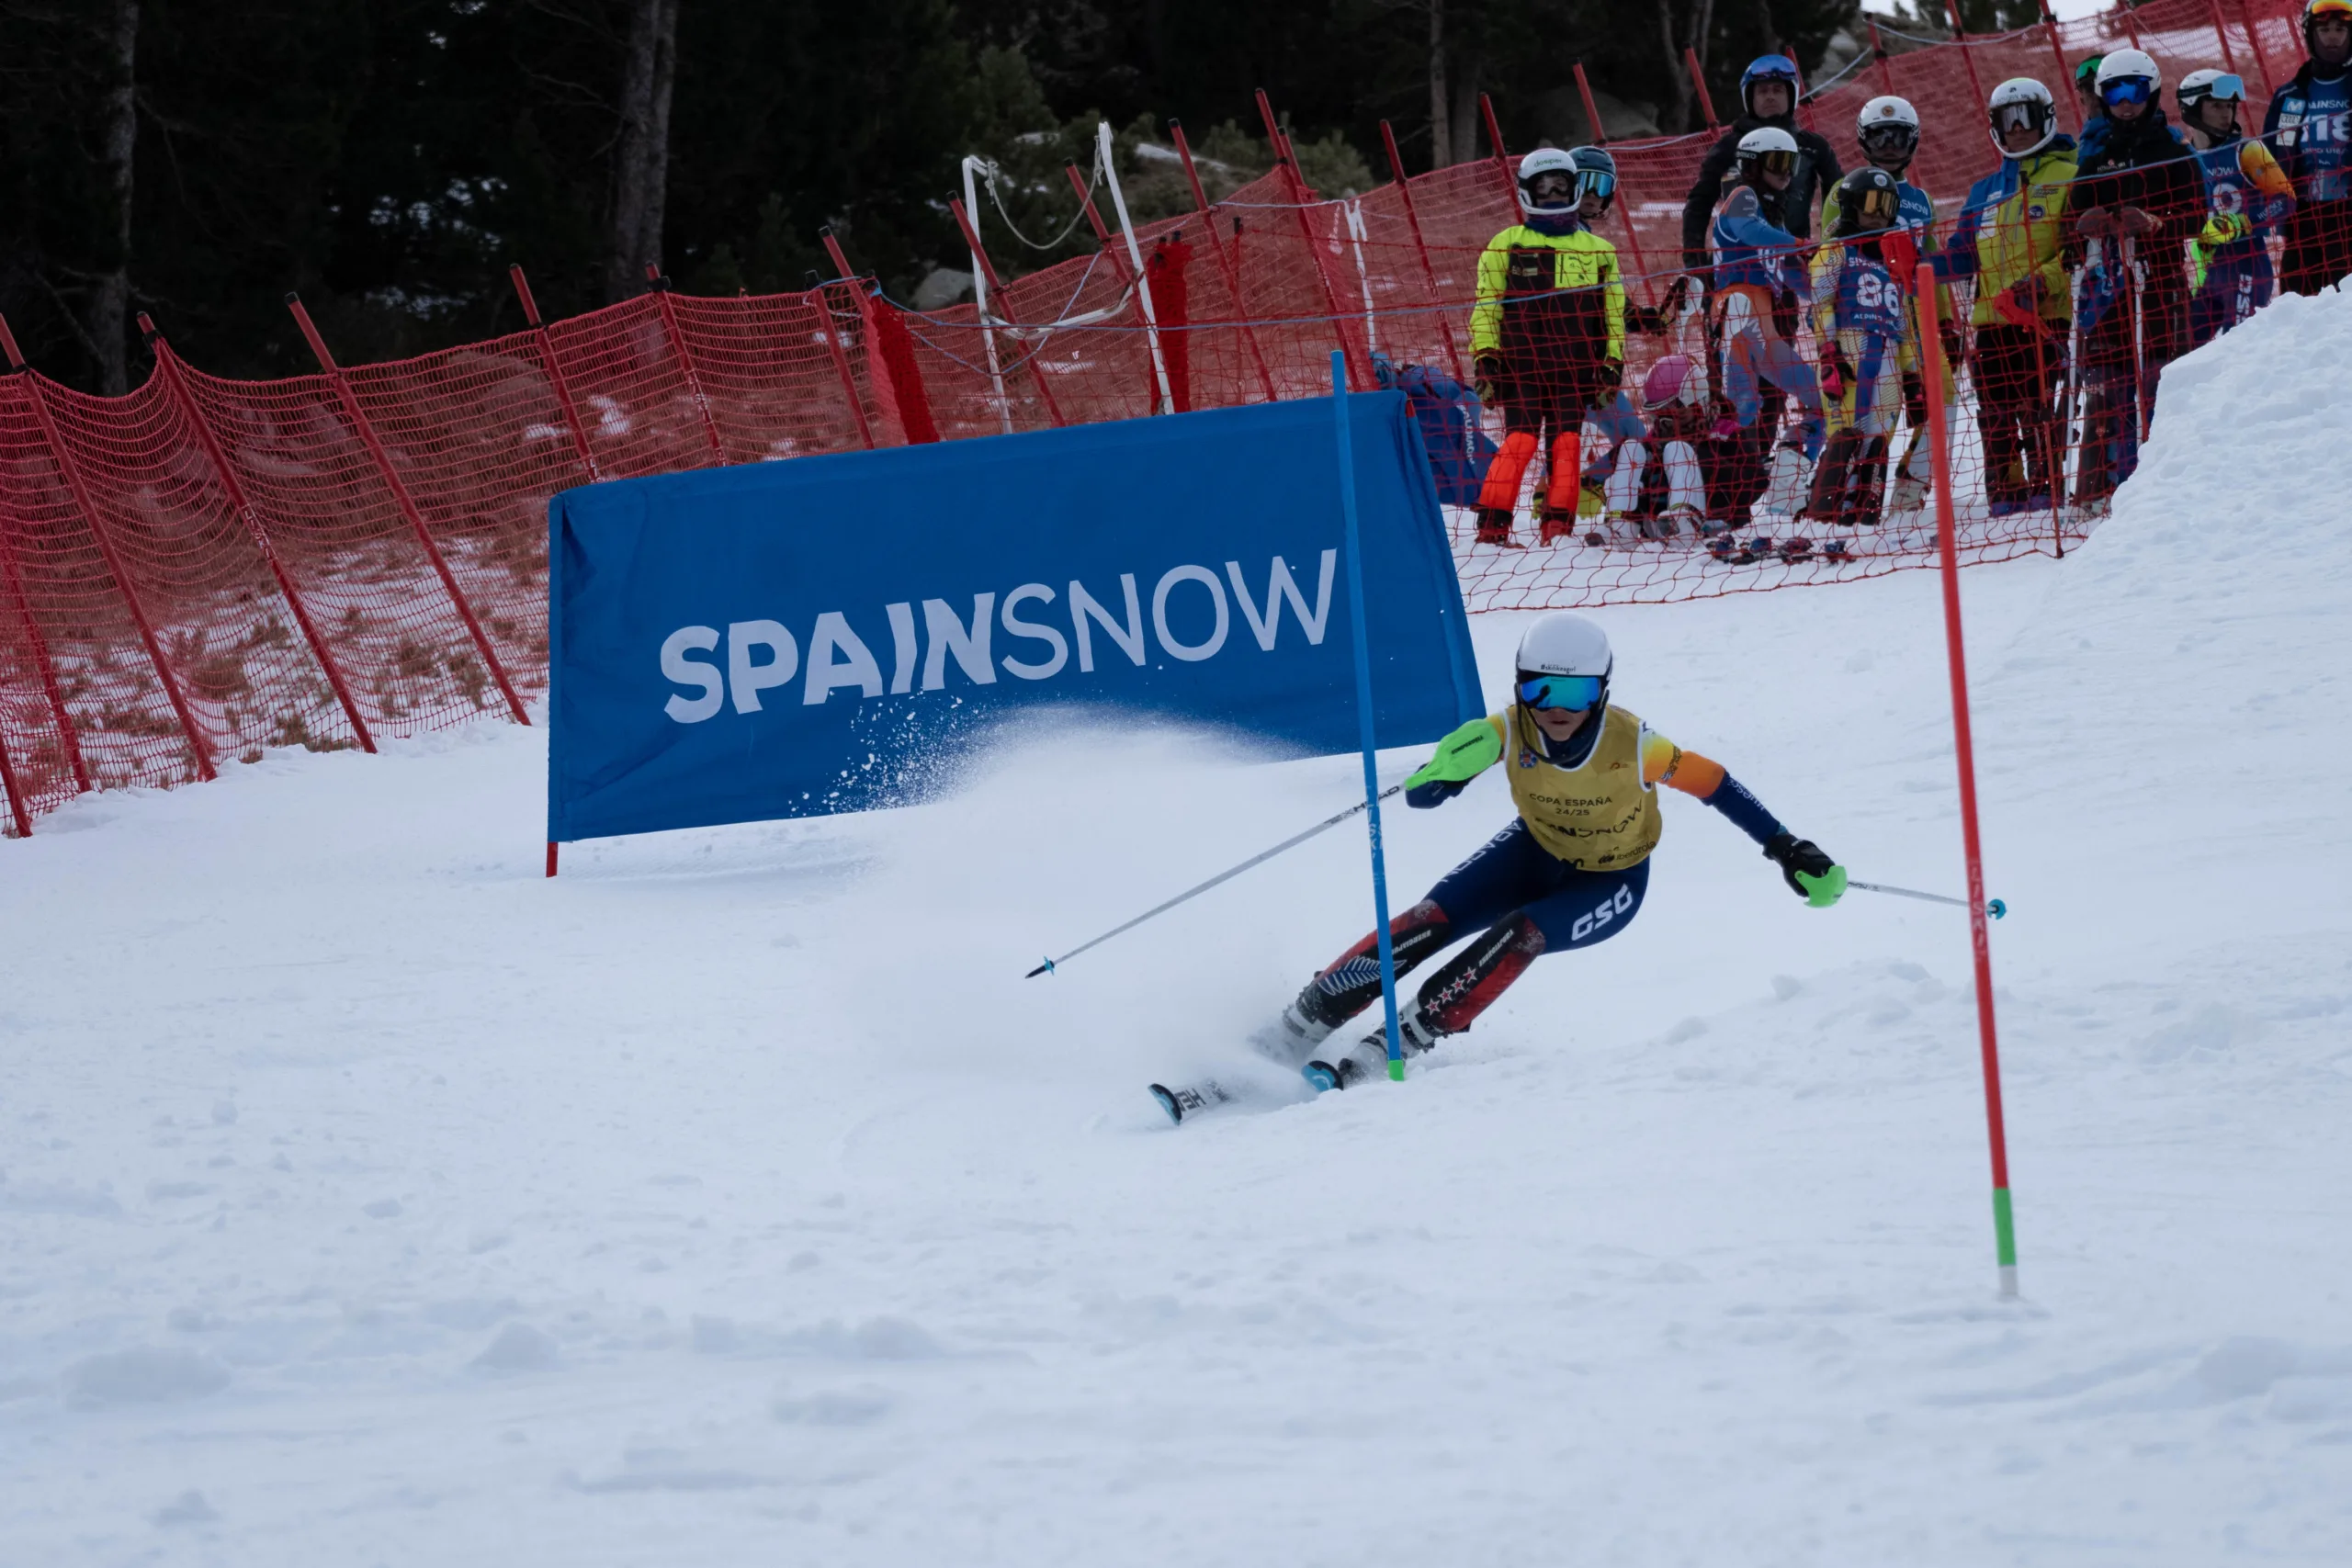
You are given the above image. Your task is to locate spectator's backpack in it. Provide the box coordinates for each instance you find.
[1372,352,1497,506]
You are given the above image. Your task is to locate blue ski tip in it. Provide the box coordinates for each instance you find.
[1301,1062,1341,1093]
[1987,898,2007,920]
[1024,957,1055,978]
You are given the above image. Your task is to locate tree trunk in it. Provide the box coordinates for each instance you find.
[1450,53,1481,170]
[1429,0,1451,169]
[606,0,681,303]
[87,0,138,396]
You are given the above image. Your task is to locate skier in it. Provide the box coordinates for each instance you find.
[2068,50,2201,506]
[1582,353,1717,539]
[1680,54,1844,271]
[1932,77,2077,517]
[2075,55,2112,165]
[1267,612,1844,1087]
[1818,94,1950,516]
[1469,147,1627,547]
[1709,126,1824,524]
[1807,167,1918,530]
[2262,0,2352,295]
[2176,69,2295,346]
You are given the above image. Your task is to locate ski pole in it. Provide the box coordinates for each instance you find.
[1026,783,1407,976]
[1849,877,2007,919]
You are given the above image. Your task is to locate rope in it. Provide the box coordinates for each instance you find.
[978,146,1105,253]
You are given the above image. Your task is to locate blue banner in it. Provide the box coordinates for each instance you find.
[548,393,1480,842]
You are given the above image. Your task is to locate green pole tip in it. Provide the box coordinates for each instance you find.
[1992,1186,2018,1269]
[1388,1057,1406,1082]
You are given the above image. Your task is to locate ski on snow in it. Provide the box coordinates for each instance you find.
[1150,1037,1408,1126]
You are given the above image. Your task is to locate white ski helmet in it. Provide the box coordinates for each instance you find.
[2177,67,2248,114]
[1735,125,1800,186]
[1517,147,1578,217]
[1855,95,1920,169]
[2096,48,2162,95]
[1516,613,1613,680]
[1986,77,2059,157]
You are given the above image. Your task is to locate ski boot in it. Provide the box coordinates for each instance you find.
[1777,536,1815,562]
[1538,507,1579,546]
[1474,506,1519,547]
[1304,1008,1441,1092]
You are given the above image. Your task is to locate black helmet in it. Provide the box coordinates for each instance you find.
[1831,166,1901,237]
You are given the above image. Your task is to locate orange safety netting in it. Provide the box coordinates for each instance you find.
[0,0,2311,833]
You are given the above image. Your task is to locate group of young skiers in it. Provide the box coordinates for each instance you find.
[1464,2,2352,549]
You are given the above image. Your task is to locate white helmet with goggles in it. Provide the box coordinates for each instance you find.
[1985,77,2058,158]
[1735,125,1800,186]
[1516,146,1578,218]
[2095,48,2162,111]
[1855,96,1920,169]
[1514,613,1613,717]
[2177,67,2248,115]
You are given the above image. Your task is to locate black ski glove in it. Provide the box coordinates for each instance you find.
[1763,830,1847,908]
[1473,351,1507,405]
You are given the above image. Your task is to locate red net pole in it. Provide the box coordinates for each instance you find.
[811,284,877,450]
[7,340,215,781]
[2239,0,2279,97]
[948,197,1070,427]
[1870,20,1899,96]
[2208,0,2245,76]
[1914,257,2020,1298]
[0,715,26,835]
[0,318,92,794]
[1169,119,1280,402]
[142,315,377,755]
[1256,89,1370,390]
[508,265,602,481]
[1563,72,1660,308]
[821,228,939,443]
[1478,92,1518,206]
[642,265,728,462]
[2039,5,2085,133]
[1685,49,1723,131]
[285,294,531,727]
[1377,121,1471,381]
[1941,1,1991,126]
[1065,161,1165,347]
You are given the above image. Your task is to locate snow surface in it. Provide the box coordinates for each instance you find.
[6,290,2352,1566]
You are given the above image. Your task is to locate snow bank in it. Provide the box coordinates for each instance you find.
[3,296,2350,1564]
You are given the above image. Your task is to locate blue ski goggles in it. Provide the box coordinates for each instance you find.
[2101,76,2154,107]
[1575,169,1618,202]
[1517,674,1606,712]
[2191,73,2247,104]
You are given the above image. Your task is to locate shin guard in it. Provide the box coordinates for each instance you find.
[1476,430,1540,513]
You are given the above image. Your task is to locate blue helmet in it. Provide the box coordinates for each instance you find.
[1740,54,1802,118]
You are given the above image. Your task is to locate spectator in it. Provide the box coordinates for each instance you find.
[2176,70,2294,345]
[2075,55,2112,165]
[1820,94,1951,515]
[1467,148,1626,547]
[2263,0,2352,294]
[2069,50,2202,505]
[1577,354,1715,542]
[1707,127,1825,521]
[1807,167,1919,529]
[1934,77,2076,516]
[1679,54,1843,272]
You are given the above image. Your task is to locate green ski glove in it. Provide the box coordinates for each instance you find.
[1405,718,1503,807]
[1764,831,1846,908]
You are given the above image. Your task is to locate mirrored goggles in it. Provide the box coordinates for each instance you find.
[2311,0,2352,18]
[2101,76,2154,107]
[1575,169,1618,201]
[1855,186,1901,225]
[1860,123,1917,158]
[1517,674,1606,712]
[2193,73,2247,103]
[1993,101,2050,135]
[1749,149,1797,176]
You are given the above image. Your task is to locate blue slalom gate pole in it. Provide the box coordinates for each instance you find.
[1330,351,1406,1080]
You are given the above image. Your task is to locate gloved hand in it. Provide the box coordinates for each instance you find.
[2199,211,2252,249]
[1601,355,1624,389]
[1662,274,1698,318]
[2008,274,2049,315]
[1473,352,1506,405]
[1763,830,1847,907]
[1817,341,1850,403]
[1405,718,1503,807]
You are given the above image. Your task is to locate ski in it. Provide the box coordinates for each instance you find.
[1148,1077,1237,1125]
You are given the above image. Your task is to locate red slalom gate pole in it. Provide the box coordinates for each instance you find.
[286,294,531,727]
[1914,261,2019,1298]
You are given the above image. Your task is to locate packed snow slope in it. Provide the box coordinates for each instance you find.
[5,293,2351,1568]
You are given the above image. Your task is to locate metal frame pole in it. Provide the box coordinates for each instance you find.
[1065,159,1175,415]
[1378,120,1471,381]
[142,315,376,754]
[1096,120,1178,415]
[0,318,92,793]
[6,330,214,780]
[1257,90,1371,389]
[1329,349,1404,1080]
[1168,119,1281,401]
[286,296,531,726]
[641,265,728,462]
[948,197,1070,428]
[1914,261,2020,1299]
[506,265,602,481]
